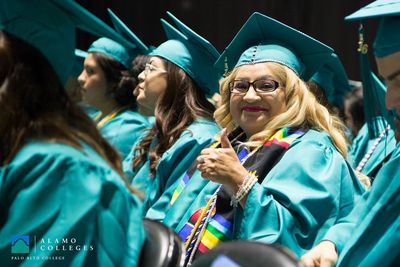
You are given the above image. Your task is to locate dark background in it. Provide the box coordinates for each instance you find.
[76,0,379,81]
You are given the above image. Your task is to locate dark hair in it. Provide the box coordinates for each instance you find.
[344,86,364,135]
[307,80,332,109]
[0,31,126,180]
[91,52,136,107]
[132,58,215,176]
[130,54,149,83]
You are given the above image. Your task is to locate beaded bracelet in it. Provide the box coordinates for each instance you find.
[230,173,258,208]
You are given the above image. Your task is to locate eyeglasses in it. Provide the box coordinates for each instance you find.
[143,63,167,76]
[229,79,280,95]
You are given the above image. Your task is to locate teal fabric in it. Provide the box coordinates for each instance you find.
[310,53,351,108]
[0,141,145,267]
[88,37,132,69]
[0,0,136,85]
[150,12,220,97]
[214,12,333,80]
[348,121,396,176]
[323,143,400,267]
[163,130,364,257]
[123,119,220,216]
[79,101,100,119]
[374,15,400,57]
[98,107,151,159]
[345,0,400,20]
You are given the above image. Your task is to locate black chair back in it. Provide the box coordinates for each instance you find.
[191,240,302,267]
[138,219,185,267]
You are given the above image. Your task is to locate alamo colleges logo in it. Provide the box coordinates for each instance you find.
[9,235,94,263]
[11,235,29,254]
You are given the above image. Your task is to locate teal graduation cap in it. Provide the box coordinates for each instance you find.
[345,0,400,58]
[0,0,136,85]
[89,8,152,68]
[310,53,351,107]
[71,49,88,77]
[150,12,221,97]
[214,12,334,81]
[345,0,398,134]
[88,37,132,69]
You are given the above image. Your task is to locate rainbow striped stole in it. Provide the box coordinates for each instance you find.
[179,127,306,259]
[264,127,305,149]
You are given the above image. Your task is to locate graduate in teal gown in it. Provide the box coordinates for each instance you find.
[123,12,221,216]
[78,10,152,159]
[161,13,364,265]
[301,1,400,266]
[0,1,145,266]
[308,53,351,111]
[348,117,396,177]
[347,71,396,178]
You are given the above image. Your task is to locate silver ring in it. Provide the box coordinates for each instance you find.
[199,156,205,164]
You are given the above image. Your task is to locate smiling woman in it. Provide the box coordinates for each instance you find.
[228,64,288,137]
[160,12,365,265]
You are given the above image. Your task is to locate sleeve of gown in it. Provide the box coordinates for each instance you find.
[324,144,400,254]
[234,137,364,256]
[144,131,216,214]
[0,148,145,267]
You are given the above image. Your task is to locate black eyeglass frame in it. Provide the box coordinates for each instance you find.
[228,79,280,94]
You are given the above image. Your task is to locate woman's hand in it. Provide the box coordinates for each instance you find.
[300,240,338,267]
[196,128,248,192]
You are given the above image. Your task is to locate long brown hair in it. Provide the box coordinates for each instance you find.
[132,58,215,175]
[0,31,126,178]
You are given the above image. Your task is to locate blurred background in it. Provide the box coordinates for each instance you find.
[76,0,378,81]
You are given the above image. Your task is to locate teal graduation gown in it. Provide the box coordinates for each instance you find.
[123,118,220,216]
[163,130,365,257]
[0,141,145,267]
[323,142,400,267]
[348,122,396,177]
[98,108,151,159]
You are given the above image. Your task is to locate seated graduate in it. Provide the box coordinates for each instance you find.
[123,12,221,214]
[78,10,151,159]
[346,72,397,179]
[301,1,400,266]
[339,5,397,179]
[161,12,365,265]
[0,1,145,266]
[307,53,351,114]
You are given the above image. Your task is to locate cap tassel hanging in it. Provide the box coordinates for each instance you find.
[357,23,394,138]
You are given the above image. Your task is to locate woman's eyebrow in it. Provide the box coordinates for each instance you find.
[234,75,275,80]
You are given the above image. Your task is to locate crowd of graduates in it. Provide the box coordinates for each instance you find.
[0,0,399,266]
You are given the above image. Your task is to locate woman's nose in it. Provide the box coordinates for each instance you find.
[242,85,260,101]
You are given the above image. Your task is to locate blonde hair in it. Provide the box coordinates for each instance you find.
[214,62,349,157]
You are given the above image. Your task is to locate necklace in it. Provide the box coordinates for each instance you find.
[356,124,391,172]
[95,106,125,128]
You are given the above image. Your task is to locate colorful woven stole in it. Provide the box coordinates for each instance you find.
[178,127,306,264]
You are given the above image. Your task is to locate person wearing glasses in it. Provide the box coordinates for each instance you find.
[301,1,400,266]
[123,12,221,216]
[160,13,364,265]
[0,1,145,266]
